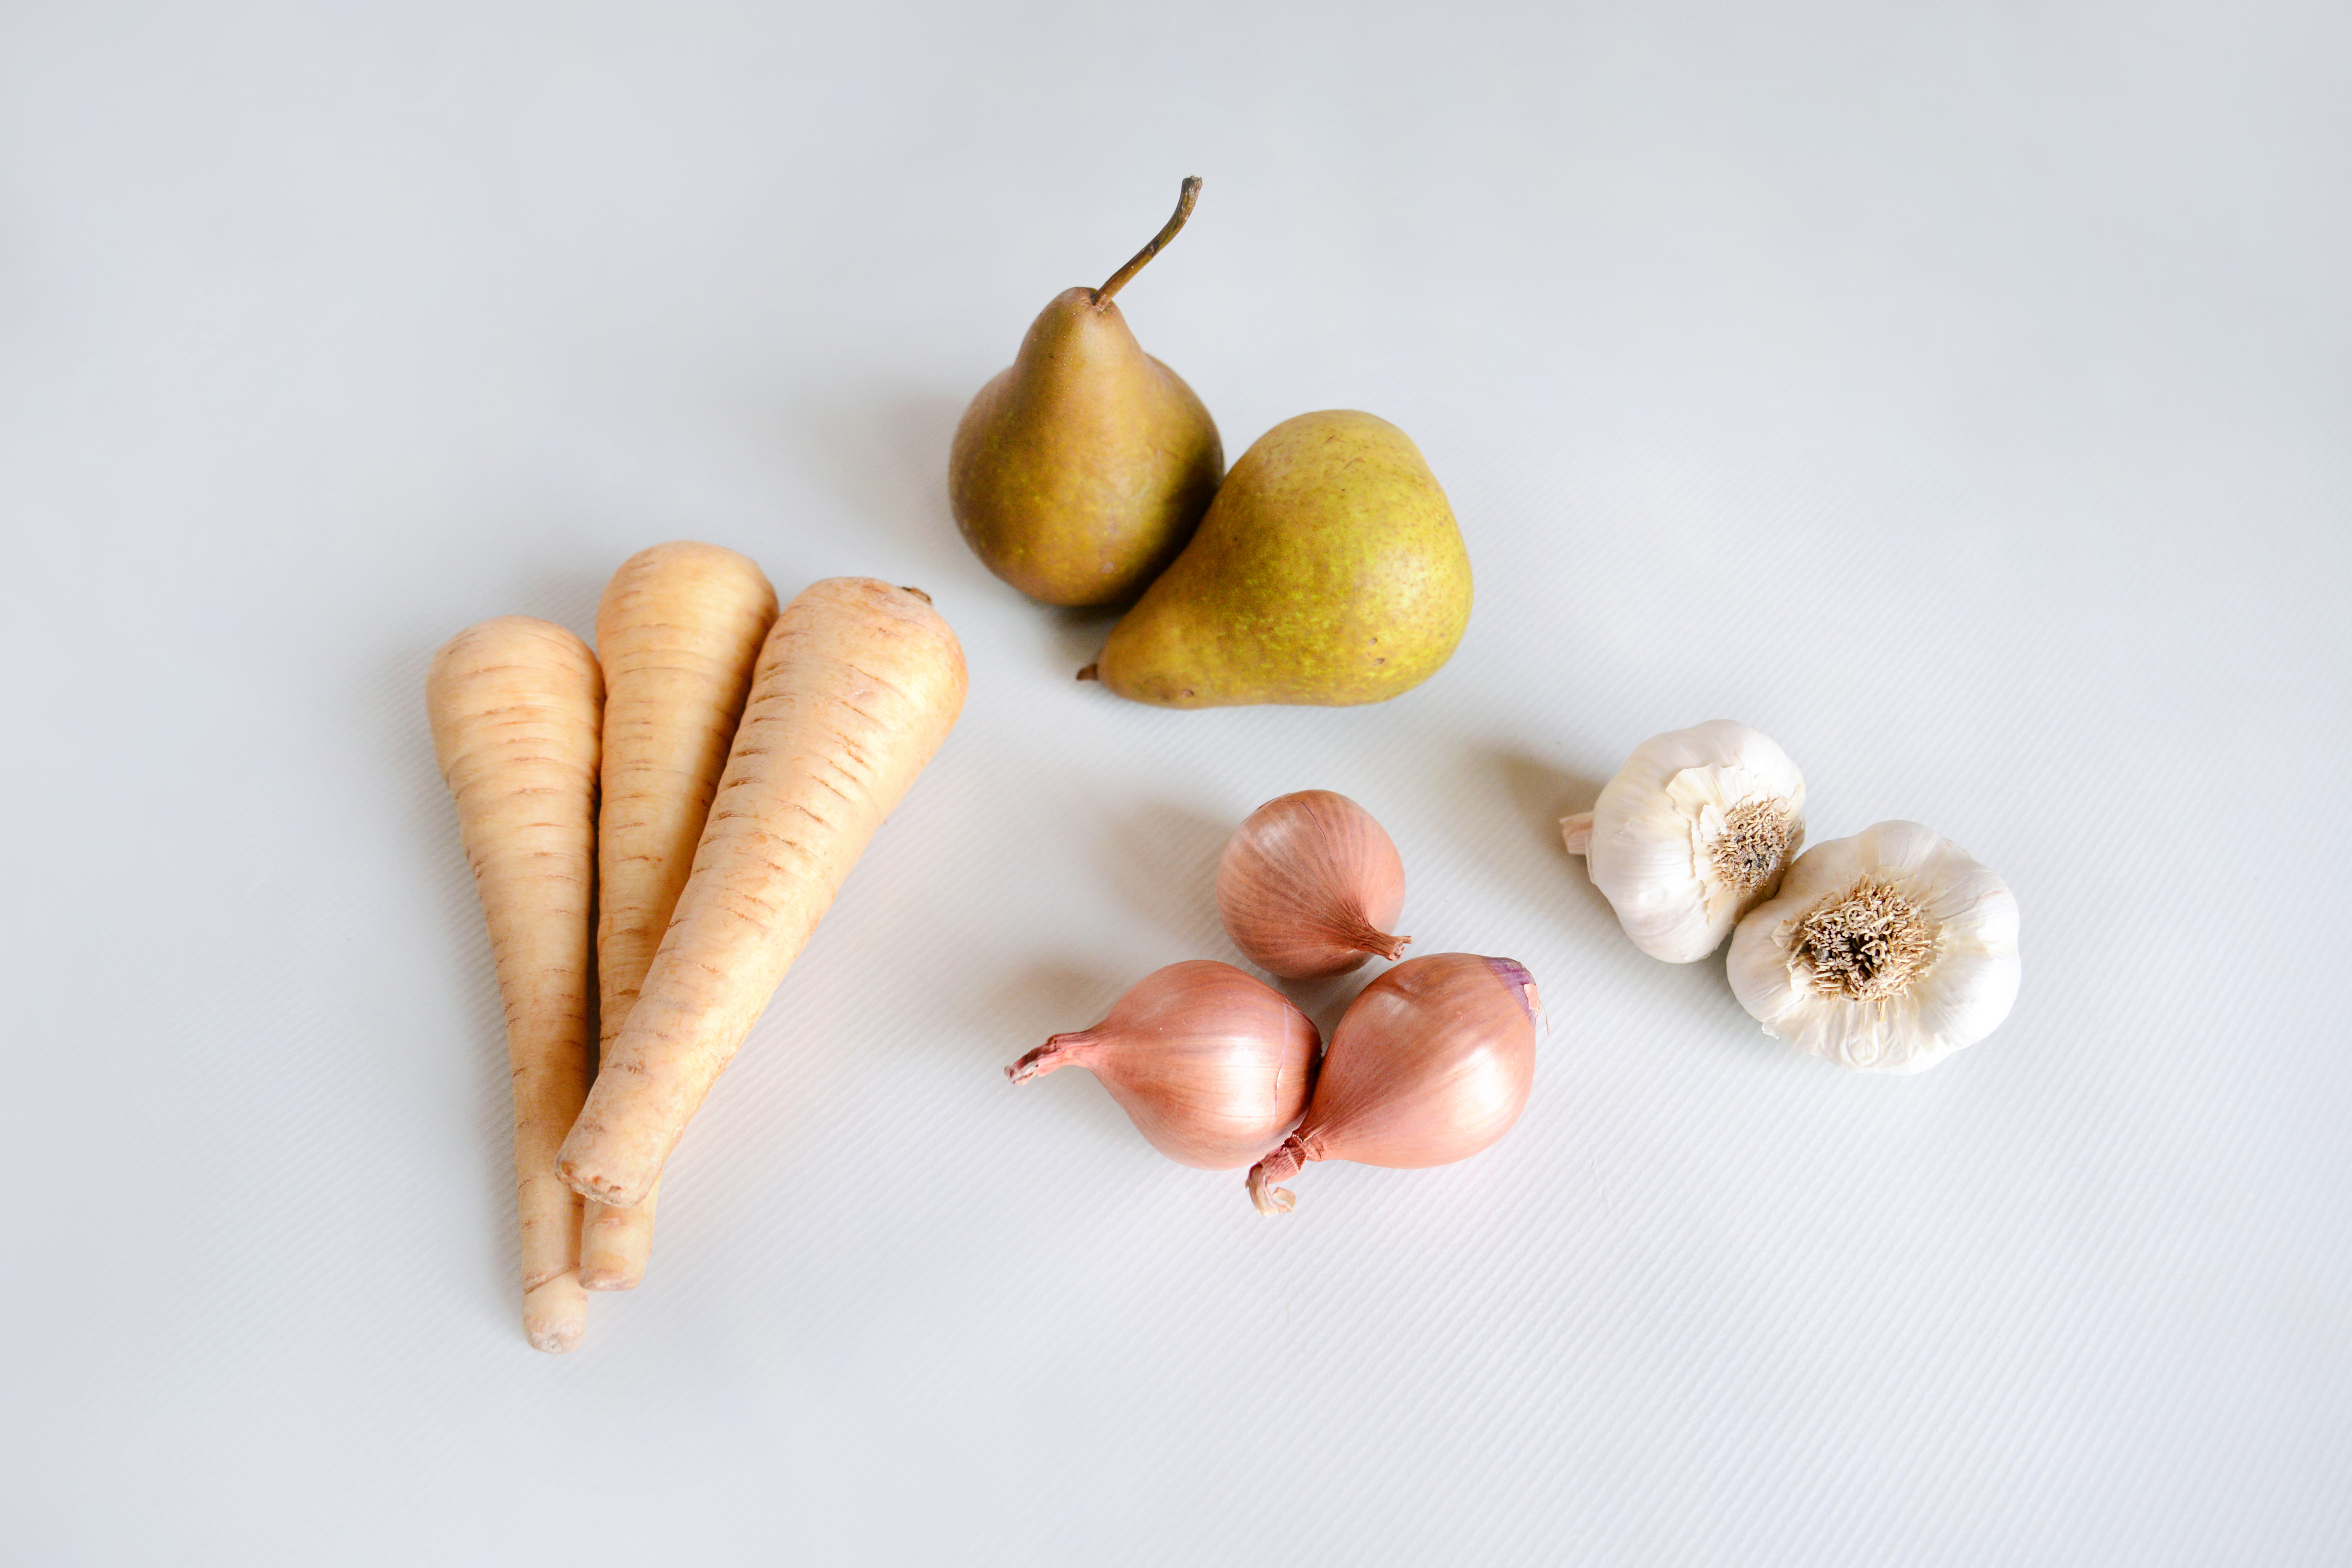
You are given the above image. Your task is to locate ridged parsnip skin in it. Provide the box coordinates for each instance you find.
[1095,410,1470,707]
[579,542,777,1290]
[949,289,1222,607]
[425,616,603,1353]
[556,579,968,1208]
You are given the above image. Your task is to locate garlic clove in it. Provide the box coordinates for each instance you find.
[1726,820,2021,1074]
[1564,720,1808,962]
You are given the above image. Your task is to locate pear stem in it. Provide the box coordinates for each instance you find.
[1094,177,1202,307]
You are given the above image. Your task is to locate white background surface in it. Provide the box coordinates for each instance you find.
[5,2,2347,1563]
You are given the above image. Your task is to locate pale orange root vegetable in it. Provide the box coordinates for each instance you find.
[577,542,777,1290]
[426,616,603,1353]
[555,578,968,1208]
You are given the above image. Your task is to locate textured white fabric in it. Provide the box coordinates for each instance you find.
[4,2,2346,1562]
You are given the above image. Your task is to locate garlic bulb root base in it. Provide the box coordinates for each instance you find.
[1560,812,1593,856]
[1725,820,2021,1073]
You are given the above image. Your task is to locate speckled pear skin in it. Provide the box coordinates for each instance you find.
[1094,410,1472,708]
[949,288,1223,608]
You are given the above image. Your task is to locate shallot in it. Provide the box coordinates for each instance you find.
[1007,961,1321,1169]
[1247,953,1541,1215]
[1217,790,1411,979]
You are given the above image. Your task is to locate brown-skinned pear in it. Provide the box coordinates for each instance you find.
[949,179,1223,608]
[1081,410,1471,708]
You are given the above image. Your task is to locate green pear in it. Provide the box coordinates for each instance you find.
[1084,410,1472,707]
[949,179,1223,608]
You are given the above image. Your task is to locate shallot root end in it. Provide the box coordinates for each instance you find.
[1246,1164,1297,1217]
[1005,1035,1082,1083]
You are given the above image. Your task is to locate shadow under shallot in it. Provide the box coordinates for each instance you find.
[974,960,1129,1062]
[977,959,1139,1150]
[1273,964,1385,1044]
[1096,802,1234,956]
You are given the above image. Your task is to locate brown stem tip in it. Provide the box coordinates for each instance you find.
[1094,177,1203,306]
[1247,1164,1297,1217]
[1006,1037,1078,1083]
[1076,664,1100,682]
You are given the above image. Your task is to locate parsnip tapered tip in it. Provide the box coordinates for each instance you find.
[522,1274,589,1353]
[579,1196,655,1291]
[578,1261,645,1292]
[556,1156,652,1211]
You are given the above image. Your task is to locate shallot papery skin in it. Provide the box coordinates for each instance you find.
[1006,960,1321,1170]
[1248,953,1541,1215]
[1217,790,1410,979]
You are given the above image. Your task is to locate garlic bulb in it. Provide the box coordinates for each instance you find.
[1562,720,1808,962]
[1726,820,2020,1074]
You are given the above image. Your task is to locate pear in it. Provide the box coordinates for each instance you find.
[949,179,1223,607]
[1082,410,1472,708]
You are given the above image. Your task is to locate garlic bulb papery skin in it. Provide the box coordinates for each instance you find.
[1006,961,1322,1169]
[1217,789,1410,979]
[1561,719,1808,963]
[1726,821,2020,1074]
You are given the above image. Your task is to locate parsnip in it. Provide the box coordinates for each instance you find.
[579,542,777,1290]
[556,579,967,1208]
[426,617,602,1353]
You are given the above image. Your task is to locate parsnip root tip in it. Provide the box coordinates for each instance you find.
[521,1274,589,1353]
[579,1187,660,1291]
[557,1159,648,1210]
[578,1263,645,1293]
